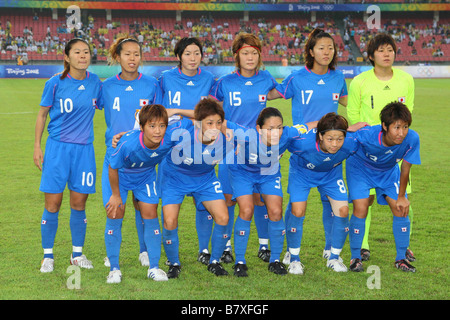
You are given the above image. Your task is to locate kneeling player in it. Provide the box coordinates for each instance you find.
[346,102,420,272]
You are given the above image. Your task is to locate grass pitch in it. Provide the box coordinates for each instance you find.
[0,78,448,303]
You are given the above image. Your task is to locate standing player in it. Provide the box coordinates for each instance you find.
[269,28,348,262]
[160,98,232,278]
[285,113,367,275]
[100,36,162,268]
[209,33,279,263]
[347,33,415,262]
[346,102,420,273]
[34,38,101,272]
[104,104,190,283]
[158,37,216,265]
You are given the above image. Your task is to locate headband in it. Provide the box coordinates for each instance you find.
[235,45,261,54]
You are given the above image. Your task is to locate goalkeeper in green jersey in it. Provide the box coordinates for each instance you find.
[347,33,415,262]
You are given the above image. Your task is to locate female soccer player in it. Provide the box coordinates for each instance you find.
[347,33,415,262]
[210,33,279,263]
[284,113,366,275]
[158,37,216,265]
[268,28,348,263]
[346,102,420,273]
[226,108,314,277]
[160,98,233,278]
[100,36,162,268]
[104,104,190,283]
[34,38,101,273]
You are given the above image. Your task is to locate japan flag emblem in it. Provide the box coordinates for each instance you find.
[398,97,406,103]
[259,94,267,102]
[332,93,339,101]
[140,99,149,107]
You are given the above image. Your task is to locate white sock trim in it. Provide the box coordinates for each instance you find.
[289,248,300,256]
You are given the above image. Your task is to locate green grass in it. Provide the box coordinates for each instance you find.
[0,78,448,302]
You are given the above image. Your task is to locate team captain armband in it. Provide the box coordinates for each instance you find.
[293,123,308,134]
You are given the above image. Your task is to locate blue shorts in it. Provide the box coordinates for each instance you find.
[287,166,348,203]
[102,147,160,207]
[161,168,225,207]
[218,163,233,195]
[40,138,96,194]
[228,166,283,199]
[346,157,405,205]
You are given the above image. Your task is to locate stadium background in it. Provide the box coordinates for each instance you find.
[1,1,449,79]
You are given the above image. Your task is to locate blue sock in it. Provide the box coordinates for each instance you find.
[163,227,180,265]
[393,216,410,261]
[210,224,229,263]
[135,210,147,253]
[284,202,292,251]
[143,218,162,269]
[349,215,366,260]
[196,206,213,253]
[268,219,286,263]
[105,218,123,271]
[225,204,235,250]
[234,217,251,264]
[285,212,304,262]
[41,209,59,259]
[70,209,87,258]
[321,199,333,251]
[329,216,349,260]
[254,204,269,250]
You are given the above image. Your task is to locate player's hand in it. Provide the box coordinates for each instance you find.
[106,195,123,219]
[112,132,126,148]
[33,147,43,171]
[347,122,370,132]
[396,196,410,217]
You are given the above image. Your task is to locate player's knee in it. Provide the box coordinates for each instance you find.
[239,206,254,221]
[268,207,283,221]
[163,216,178,230]
[215,213,229,226]
[291,206,306,218]
[337,205,349,218]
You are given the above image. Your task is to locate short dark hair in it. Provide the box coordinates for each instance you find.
[316,112,349,141]
[194,98,225,122]
[256,107,283,127]
[366,33,397,66]
[174,37,203,68]
[380,102,412,132]
[139,104,168,128]
[304,28,338,71]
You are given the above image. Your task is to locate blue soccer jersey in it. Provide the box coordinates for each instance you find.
[228,121,305,174]
[164,120,234,176]
[158,67,215,110]
[210,70,278,128]
[110,120,187,173]
[275,67,348,124]
[288,129,359,173]
[40,71,101,144]
[98,73,162,148]
[350,125,421,171]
